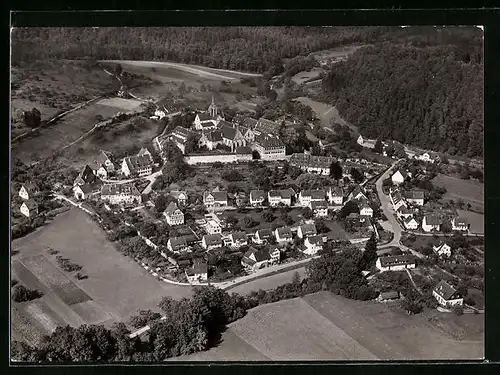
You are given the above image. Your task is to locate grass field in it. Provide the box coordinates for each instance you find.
[432,174,484,213]
[11,207,192,345]
[456,209,484,234]
[173,291,483,360]
[309,45,366,66]
[228,267,307,296]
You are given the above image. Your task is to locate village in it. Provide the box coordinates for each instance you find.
[13,94,484,314]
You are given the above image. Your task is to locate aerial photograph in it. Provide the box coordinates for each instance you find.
[10,26,484,362]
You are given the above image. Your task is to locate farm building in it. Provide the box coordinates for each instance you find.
[433,242,452,257]
[163,202,184,226]
[403,217,419,230]
[253,228,274,245]
[137,147,154,162]
[299,189,326,207]
[359,202,374,217]
[73,182,102,201]
[275,227,293,244]
[397,206,414,220]
[432,280,463,307]
[297,223,318,239]
[253,134,286,160]
[20,200,38,218]
[422,215,442,232]
[100,183,142,205]
[167,236,189,253]
[203,190,228,208]
[185,258,208,283]
[268,189,294,207]
[289,153,336,175]
[310,201,328,217]
[241,247,280,272]
[327,186,344,205]
[403,190,425,206]
[18,183,40,200]
[249,190,266,206]
[375,255,416,272]
[201,234,223,250]
[391,170,408,185]
[451,217,469,231]
[121,155,153,177]
[88,161,109,179]
[304,235,324,255]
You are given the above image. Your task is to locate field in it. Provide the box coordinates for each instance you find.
[11,208,192,345]
[456,209,484,234]
[309,45,367,66]
[432,174,484,213]
[172,291,483,361]
[228,267,307,296]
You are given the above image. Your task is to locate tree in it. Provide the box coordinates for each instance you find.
[374,139,383,154]
[241,215,256,229]
[302,207,314,220]
[338,201,359,219]
[292,271,301,285]
[23,108,42,128]
[350,167,364,183]
[154,195,168,213]
[262,210,275,222]
[361,233,377,269]
[11,285,42,302]
[329,161,343,180]
[129,309,162,329]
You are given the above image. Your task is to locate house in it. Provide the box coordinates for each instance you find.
[198,129,223,150]
[153,108,167,120]
[390,189,407,211]
[377,291,400,302]
[304,235,324,255]
[206,219,222,235]
[219,122,247,151]
[451,217,469,232]
[253,134,286,160]
[88,161,109,179]
[422,215,442,232]
[241,247,280,272]
[201,234,223,250]
[20,200,38,218]
[376,255,416,272]
[391,170,408,185]
[185,258,208,283]
[239,124,256,143]
[433,280,463,307]
[193,97,224,130]
[403,190,425,206]
[95,151,115,174]
[310,201,328,217]
[327,186,344,205]
[242,117,258,131]
[234,192,247,207]
[254,117,280,136]
[229,232,248,248]
[274,227,293,244]
[396,206,414,219]
[18,183,40,200]
[253,229,274,245]
[357,134,376,149]
[137,147,153,162]
[403,216,419,230]
[74,165,99,187]
[73,182,101,200]
[163,202,184,226]
[298,190,326,207]
[164,126,197,154]
[289,153,336,175]
[167,237,189,253]
[297,223,317,239]
[172,191,188,206]
[359,202,373,217]
[203,190,228,208]
[433,242,452,258]
[347,185,367,202]
[249,190,266,207]
[268,189,294,207]
[100,183,142,205]
[121,155,153,177]
[417,152,434,163]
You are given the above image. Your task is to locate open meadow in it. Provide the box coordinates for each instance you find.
[171,291,483,361]
[11,208,192,345]
[456,209,484,235]
[309,45,367,66]
[432,174,484,213]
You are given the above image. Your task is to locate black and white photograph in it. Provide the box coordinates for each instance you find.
[10,25,484,362]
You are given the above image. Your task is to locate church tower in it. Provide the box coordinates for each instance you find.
[208,96,218,118]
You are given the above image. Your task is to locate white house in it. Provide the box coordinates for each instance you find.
[249,190,266,206]
[327,186,344,205]
[390,189,407,211]
[241,247,280,272]
[391,170,408,185]
[253,134,286,160]
[347,185,367,202]
[433,242,452,258]
[396,206,414,220]
[375,255,416,272]
[298,190,326,207]
[20,200,38,218]
[451,217,469,232]
[422,215,442,232]
[95,150,115,175]
[163,202,184,226]
[229,232,248,248]
[289,153,336,175]
[359,203,373,217]
[167,237,189,253]
[201,234,223,250]
[417,152,434,163]
[274,227,293,244]
[185,258,208,283]
[253,229,274,245]
[101,183,142,205]
[206,219,222,235]
[19,183,39,200]
[268,189,294,207]
[403,190,425,206]
[433,280,463,307]
[203,190,228,208]
[403,216,419,230]
[121,155,153,177]
[304,235,324,255]
[73,183,101,201]
[297,224,317,239]
[174,191,188,206]
[310,201,328,217]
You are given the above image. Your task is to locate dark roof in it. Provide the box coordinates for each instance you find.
[299,224,317,236]
[276,227,292,238]
[379,291,400,300]
[170,126,194,139]
[403,190,425,200]
[78,183,98,194]
[434,280,460,300]
[244,248,271,263]
[379,255,416,267]
[235,146,252,154]
[256,228,273,239]
[231,232,248,242]
[189,258,208,275]
[243,118,258,129]
[453,217,468,226]
[404,216,418,224]
[301,190,326,200]
[124,155,153,172]
[169,236,187,249]
[101,183,141,196]
[165,201,181,215]
[290,153,335,169]
[203,234,223,245]
[397,206,414,214]
[269,189,293,199]
[204,190,227,202]
[347,213,360,220]
[250,190,266,201]
[197,113,215,122]
[23,200,38,210]
[328,186,343,197]
[311,201,328,210]
[424,215,442,225]
[306,235,323,245]
[350,185,365,198]
[75,165,98,185]
[254,134,284,149]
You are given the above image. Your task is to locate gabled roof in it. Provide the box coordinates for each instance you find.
[124,155,153,171]
[404,216,418,225]
[350,185,366,198]
[301,190,326,200]
[101,183,141,196]
[290,153,336,169]
[276,227,292,238]
[424,215,442,225]
[403,190,425,200]
[256,228,273,239]
[197,113,215,122]
[244,247,271,263]
[165,201,181,215]
[379,291,399,300]
[250,190,266,201]
[171,126,194,139]
[204,190,228,202]
[203,234,223,245]
[306,235,323,245]
[433,242,451,251]
[453,217,468,226]
[205,130,223,142]
[21,182,40,192]
[255,134,284,149]
[137,147,152,157]
[255,117,280,135]
[75,165,98,185]
[77,183,97,194]
[397,206,414,215]
[379,255,416,267]
[230,232,248,242]
[299,224,317,236]
[434,280,460,300]
[359,202,372,210]
[243,117,258,129]
[22,200,38,210]
[310,201,328,210]
[393,169,408,179]
[219,124,241,141]
[168,236,188,249]
[268,189,293,199]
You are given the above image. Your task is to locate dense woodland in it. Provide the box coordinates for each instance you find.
[322,40,483,157]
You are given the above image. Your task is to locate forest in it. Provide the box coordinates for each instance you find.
[321,39,483,157]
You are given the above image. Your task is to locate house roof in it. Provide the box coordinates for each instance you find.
[255,134,284,149]
[328,186,343,197]
[393,169,408,179]
[21,182,39,192]
[171,126,194,139]
[404,216,418,225]
[424,215,442,225]
[197,113,215,122]
[397,206,414,215]
[433,280,460,300]
[379,291,399,300]
[78,183,97,194]
[256,228,273,239]
[204,190,227,202]
[310,201,328,210]
[22,200,38,210]
[235,146,252,154]
[75,165,98,185]
[96,150,113,165]
[269,189,293,199]
[360,202,372,210]
[403,190,425,200]
[169,236,187,249]
[101,183,141,196]
[203,234,223,245]
[231,232,247,242]
[124,155,153,172]
[244,248,271,263]
[276,227,292,238]
[250,190,266,201]
[243,117,258,129]
[299,224,317,236]
[189,258,208,275]
[301,190,326,200]
[289,153,336,169]
[350,185,365,198]
[255,117,280,135]
[453,217,468,226]
[306,235,323,245]
[165,201,181,215]
[137,147,152,157]
[379,255,416,267]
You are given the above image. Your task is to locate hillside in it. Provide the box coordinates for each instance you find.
[321,36,483,157]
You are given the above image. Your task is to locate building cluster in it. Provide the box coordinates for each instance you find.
[18,183,40,218]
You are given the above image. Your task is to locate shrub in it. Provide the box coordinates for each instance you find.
[464,297,476,306]
[11,279,18,287]
[75,272,88,280]
[452,305,464,316]
[12,285,43,302]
